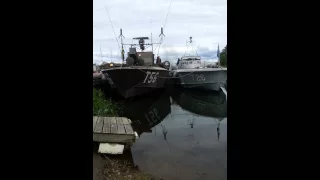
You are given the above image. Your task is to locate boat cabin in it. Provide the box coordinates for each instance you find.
[177,56,201,69]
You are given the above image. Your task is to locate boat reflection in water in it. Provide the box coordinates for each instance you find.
[121,88,227,180]
[172,88,227,118]
[170,87,227,141]
[121,90,171,136]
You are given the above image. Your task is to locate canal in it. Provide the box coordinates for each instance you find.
[113,87,227,180]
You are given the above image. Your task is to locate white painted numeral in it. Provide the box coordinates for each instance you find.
[145,108,160,126]
[143,71,151,83]
[191,74,206,82]
[143,71,159,84]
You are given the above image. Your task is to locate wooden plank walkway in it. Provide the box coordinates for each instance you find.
[93,116,136,143]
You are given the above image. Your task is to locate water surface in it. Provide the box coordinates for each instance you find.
[120,88,227,180]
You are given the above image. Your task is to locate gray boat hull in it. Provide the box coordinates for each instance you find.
[172,68,227,91]
[102,66,169,99]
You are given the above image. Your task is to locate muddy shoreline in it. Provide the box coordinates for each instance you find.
[93,143,159,180]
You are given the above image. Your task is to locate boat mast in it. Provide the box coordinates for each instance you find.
[118,28,125,63]
[151,33,153,52]
[151,33,154,62]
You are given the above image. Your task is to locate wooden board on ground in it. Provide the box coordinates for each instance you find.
[110,123,117,134]
[93,133,135,143]
[121,117,131,125]
[116,117,123,124]
[117,123,126,134]
[93,116,98,131]
[102,118,110,133]
[104,117,111,124]
[94,116,104,133]
[110,117,117,124]
[93,116,136,143]
[124,124,134,135]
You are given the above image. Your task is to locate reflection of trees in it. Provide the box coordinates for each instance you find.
[216,118,221,141]
[188,114,198,128]
[187,114,223,141]
[215,118,224,141]
[152,122,171,151]
[160,123,168,140]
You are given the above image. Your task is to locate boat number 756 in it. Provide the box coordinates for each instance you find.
[143,71,159,83]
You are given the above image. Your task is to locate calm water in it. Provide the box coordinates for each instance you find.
[116,87,227,180]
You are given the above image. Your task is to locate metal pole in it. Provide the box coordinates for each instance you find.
[151,33,153,52]
[151,33,154,63]
[119,29,125,63]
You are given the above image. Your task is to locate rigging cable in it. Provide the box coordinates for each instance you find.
[183,43,190,56]
[104,5,122,57]
[156,0,173,57]
[163,0,173,29]
[191,42,198,56]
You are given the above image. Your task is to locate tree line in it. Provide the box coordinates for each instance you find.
[220,45,227,67]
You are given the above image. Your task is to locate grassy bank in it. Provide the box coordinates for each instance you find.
[93,89,157,179]
[93,88,120,116]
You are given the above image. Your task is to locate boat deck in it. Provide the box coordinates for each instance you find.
[174,67,227,72]
[103,66,167,71]
[93,116,136,143]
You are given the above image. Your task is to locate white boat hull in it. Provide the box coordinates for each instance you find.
[172,68,227,91]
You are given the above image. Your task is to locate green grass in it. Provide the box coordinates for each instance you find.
[93,88,120,116]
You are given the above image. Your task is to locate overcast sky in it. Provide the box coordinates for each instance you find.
[93,0,227,64]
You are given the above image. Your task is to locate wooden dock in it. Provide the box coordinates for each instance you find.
[93,116,136,144]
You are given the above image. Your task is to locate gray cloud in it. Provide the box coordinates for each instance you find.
[93,0,226,64]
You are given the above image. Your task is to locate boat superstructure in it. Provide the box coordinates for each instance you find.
[101,28,170,99]
[171,37,227,91]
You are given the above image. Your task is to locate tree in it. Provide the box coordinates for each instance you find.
[220,45,227,67]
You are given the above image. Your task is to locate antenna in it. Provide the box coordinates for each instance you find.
[120,28,162,52]
[118,28,125,42]
[184,36,198,56]
[133,37,149,51]
[159,27,165,37]
[118,28,125,62]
